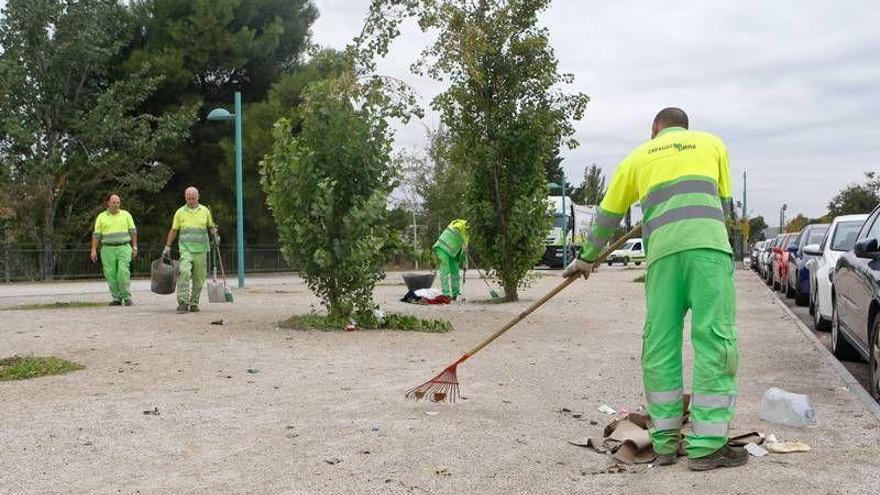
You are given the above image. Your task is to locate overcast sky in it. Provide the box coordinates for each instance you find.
[1,1,876,224]
[311,0,880,224]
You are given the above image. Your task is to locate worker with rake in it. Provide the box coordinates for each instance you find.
[433,219,468,300]
[563,108,745,471]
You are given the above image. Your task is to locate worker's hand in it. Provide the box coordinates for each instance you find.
[90,250,97,263]
[562,259,592,280]
[214,234,221,245]
[162,246,172,259]
[131,247,138,260]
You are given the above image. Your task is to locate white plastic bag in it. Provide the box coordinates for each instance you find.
[759,388,818,428]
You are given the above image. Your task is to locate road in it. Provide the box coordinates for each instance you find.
[752,268,874,400]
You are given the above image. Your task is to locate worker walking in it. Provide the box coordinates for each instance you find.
[164,187,219,314]
[563,108,744,471]
[91,194,138,306]
[433,219,468,300]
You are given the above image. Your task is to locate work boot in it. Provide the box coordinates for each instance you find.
[109,300,122,306]
[189,305,200,313]
[688,445,748,471]
[123,299,133,306]
[176,303,188,314]
[656,452,678,466]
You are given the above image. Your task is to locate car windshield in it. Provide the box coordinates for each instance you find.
[830,221,863,251]
[805,227,827,246]
[784,235,799,248]
[620,240,635,250]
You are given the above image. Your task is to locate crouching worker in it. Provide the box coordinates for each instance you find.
[433,219,468,300]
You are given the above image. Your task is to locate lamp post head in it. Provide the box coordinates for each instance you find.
[207,108,235,121]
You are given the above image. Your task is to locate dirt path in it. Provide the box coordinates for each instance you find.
[1,268,878,494]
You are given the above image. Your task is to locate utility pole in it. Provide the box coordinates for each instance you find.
[742,170,747,218]
[780,204,787,232]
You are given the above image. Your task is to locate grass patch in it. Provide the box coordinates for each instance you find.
[283,311,453,333]
[1,301,106,311]
[633,275,645,283]
[0,356,84,381]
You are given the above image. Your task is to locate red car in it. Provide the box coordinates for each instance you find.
[771,233,799,291]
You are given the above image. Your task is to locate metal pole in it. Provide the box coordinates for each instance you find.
[562,173,568,267]
[234,91,245,288]
[412,206,418,271]
[742,170,747,218]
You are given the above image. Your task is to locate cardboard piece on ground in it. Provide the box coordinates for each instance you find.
[767,441,811,453]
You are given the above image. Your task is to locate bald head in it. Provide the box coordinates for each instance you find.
[185,187,200,208]
[106,194,121,213]
[651,107,689,138]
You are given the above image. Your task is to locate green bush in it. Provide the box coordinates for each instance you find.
[284,311,452,333]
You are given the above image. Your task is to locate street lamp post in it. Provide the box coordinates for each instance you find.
[207,92,245,289]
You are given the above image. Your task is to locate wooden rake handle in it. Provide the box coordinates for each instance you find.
[464,225,643,358]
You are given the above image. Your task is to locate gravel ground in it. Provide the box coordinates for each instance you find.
[1,268,879,494]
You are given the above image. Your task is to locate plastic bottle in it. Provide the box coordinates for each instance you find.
[759,388,818,428]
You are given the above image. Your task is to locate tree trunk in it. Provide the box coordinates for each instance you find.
[41,205,56,281]
[502,278,518,302]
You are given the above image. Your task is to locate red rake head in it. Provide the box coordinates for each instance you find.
[405,355,468,403]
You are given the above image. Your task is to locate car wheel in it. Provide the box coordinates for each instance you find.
[786,277,796,299]
[635,261,641,266]
[831,298,860,361]
[623,257,629,266]
[795,286,808,306]
[607,261,613,266]
[870,317,880,400]
[813,296,831,331]
[808,285,816,315]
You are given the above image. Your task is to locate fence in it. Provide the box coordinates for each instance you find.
[1,245,294,283]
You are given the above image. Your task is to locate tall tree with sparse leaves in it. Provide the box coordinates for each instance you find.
[363,0,588,301]
[827,172,880,217]
[0,0,196,278]
[574,163,606,205]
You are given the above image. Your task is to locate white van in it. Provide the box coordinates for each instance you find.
[608,238,646,266]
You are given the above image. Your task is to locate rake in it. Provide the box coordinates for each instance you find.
[405,225,642,403]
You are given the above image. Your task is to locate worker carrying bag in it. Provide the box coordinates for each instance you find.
[151,256,178,295]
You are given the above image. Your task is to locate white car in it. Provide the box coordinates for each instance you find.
[607,238,645,266]
[804,214,868,330]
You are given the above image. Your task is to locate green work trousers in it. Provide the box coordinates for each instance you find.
[177,249,207,308]
[642,248,738,459]
[434,247,460,298]
[100,244,132,302]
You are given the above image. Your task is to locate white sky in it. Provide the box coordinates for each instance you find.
[2,0,877,224]
[311,0,880,224]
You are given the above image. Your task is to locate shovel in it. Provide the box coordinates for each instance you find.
[213,243,234,303]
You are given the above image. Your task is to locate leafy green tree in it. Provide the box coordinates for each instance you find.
[827,172,880,217]
[785,214,809,233]
[368,0,588,300]
[0,0,196,277]
[123,0,318,244]
[574,163,606,205]
[418,128,470,249]
[748,216,768,241]
[260,76,399,317]
[544,156,573,192]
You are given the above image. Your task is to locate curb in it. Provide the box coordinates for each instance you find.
[753,271,880,420]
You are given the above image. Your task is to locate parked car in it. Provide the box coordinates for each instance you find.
[750,240,767,271]
[830,204,880,399]
[785,223,829,305]
[607,238,645,266]
[762,235,784,283]
[771,233,797,291]
[803,214,869,331]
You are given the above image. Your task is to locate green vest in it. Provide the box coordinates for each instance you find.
[434,227,463,256]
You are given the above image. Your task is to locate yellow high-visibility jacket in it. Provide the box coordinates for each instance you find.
[579,127,732,266]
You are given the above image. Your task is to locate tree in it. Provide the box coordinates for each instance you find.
[574,163,606,205]
[123,0,318,244]
[785,214,809,233]
[544,156,572,192]
[748,216,768,241]
[0,0,196,278]
[827,172,880,217]
[368,0,588,300]
[260,75,400,317]
[418,128,470,249]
